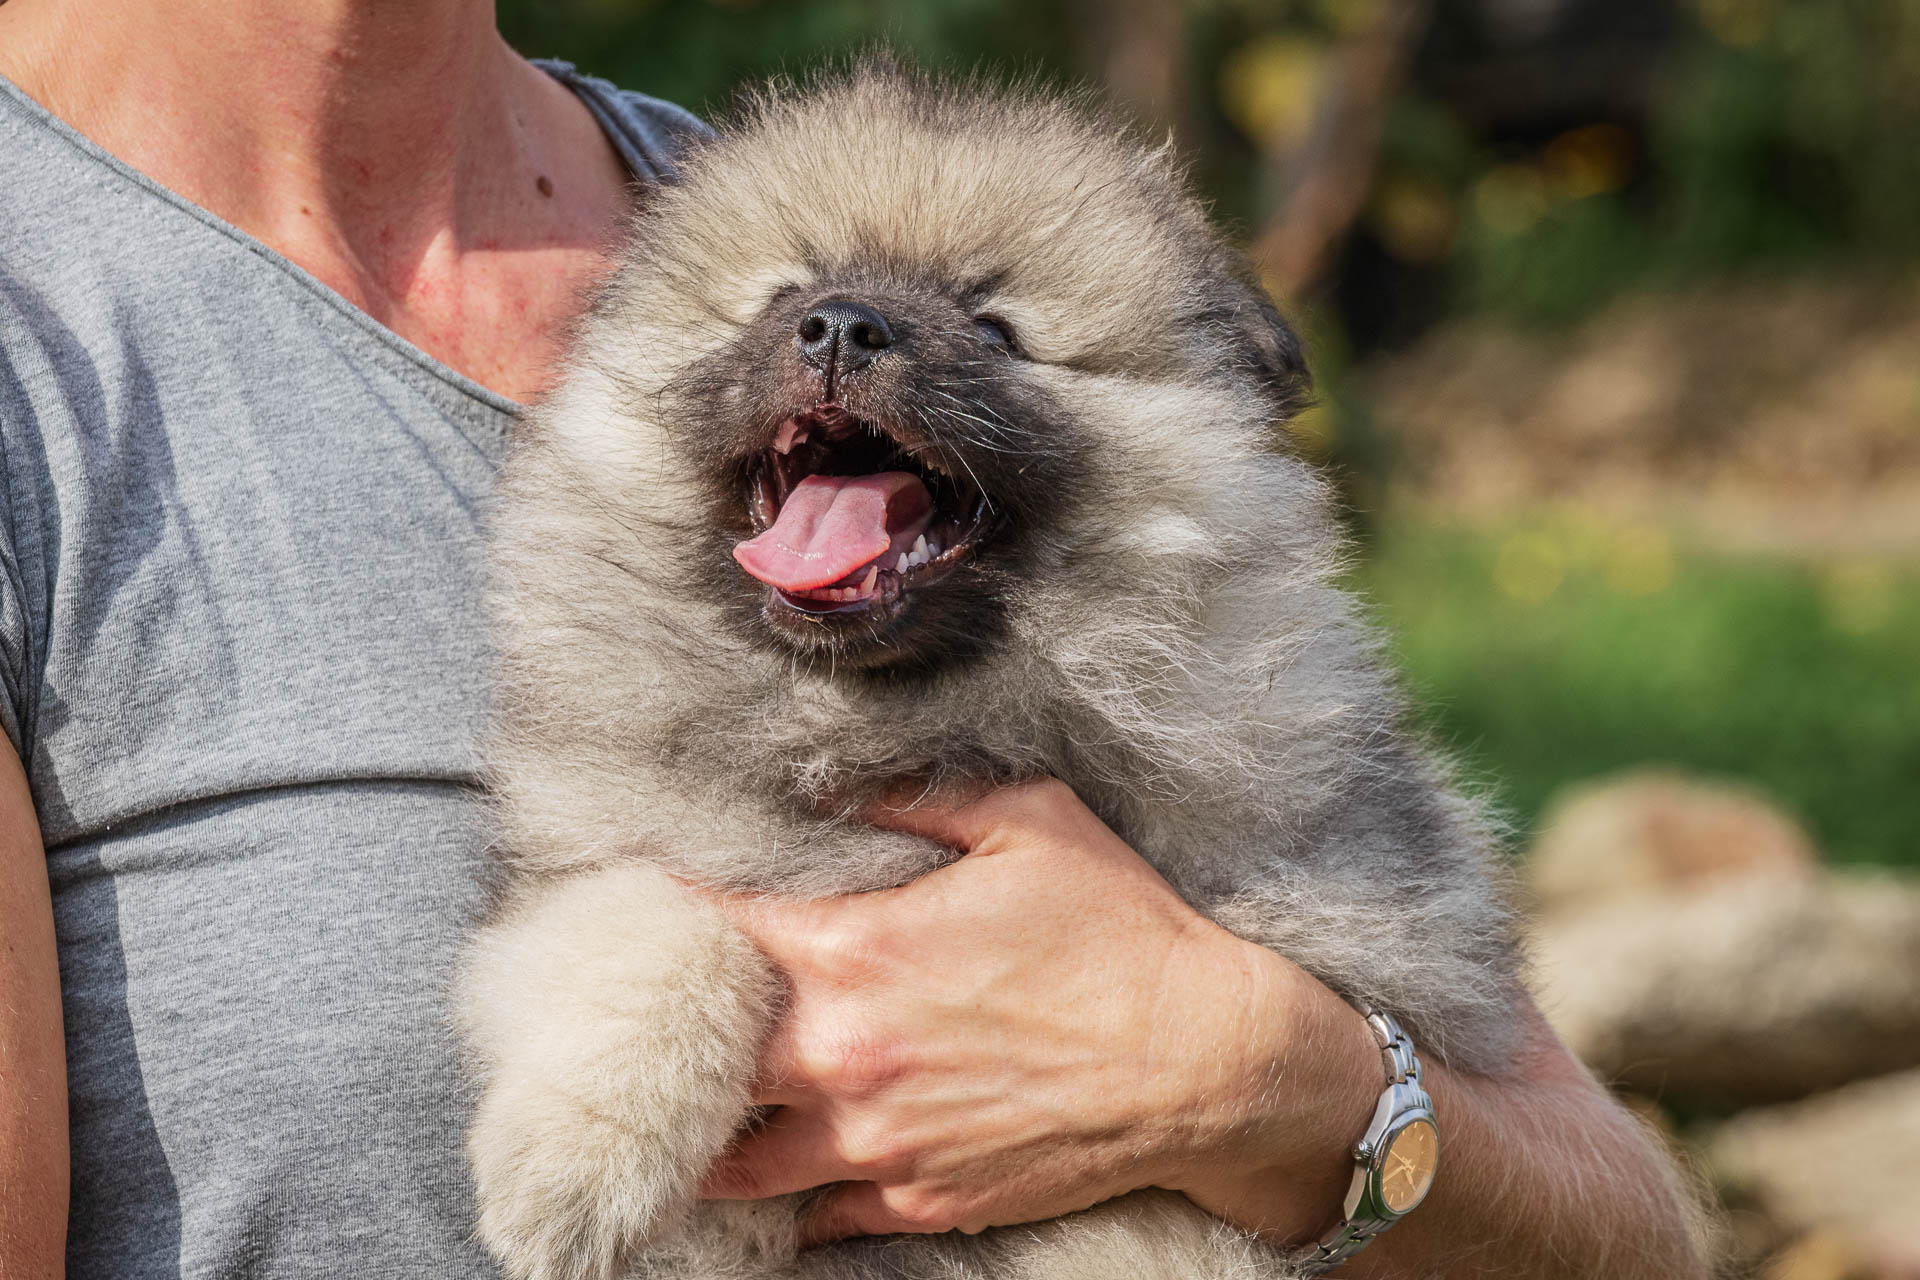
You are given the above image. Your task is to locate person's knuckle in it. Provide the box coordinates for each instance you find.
[787,1021,846,1085]
[803,918,887,984]
[1027,776,1076,809]
[881,1184,959,1233]
[843,1032,909,1095]
[1006,777,1076,832]
[834,1115,913,1174]
[792,1022,902,1097]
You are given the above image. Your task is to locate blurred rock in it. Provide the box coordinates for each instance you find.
[1759,1228,1920,1280]
[1363,278,1920,553]
[1529,771,1818,914]
[1710,1072,1920,1279]
[1531,876,1920,1103]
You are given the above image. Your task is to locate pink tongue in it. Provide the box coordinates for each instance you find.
[734,472,933,591]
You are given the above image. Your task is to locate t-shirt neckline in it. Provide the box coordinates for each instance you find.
[0,62,657,420]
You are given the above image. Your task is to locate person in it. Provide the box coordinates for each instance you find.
[0,1,1709,1277]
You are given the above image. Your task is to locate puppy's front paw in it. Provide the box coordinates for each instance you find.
[468,1069,678,1280]
[461,864,778,1280]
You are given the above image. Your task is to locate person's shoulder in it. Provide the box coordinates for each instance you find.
[534,60,714,184]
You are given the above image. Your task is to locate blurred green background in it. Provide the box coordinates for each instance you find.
[501,0,1920,869]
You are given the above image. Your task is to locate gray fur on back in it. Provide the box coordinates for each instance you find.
[463,63,1523,1280]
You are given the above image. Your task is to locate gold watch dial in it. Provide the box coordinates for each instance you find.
[1378,1118,1439,1215]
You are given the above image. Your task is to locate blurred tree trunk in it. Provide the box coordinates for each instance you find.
[1253,0,1433,301]
[1072,0,1193,141]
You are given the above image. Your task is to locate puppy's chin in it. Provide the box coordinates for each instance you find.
[740,576,1011,675]
[720,404,1014,675]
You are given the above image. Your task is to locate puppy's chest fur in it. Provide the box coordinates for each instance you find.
[487,451,1521,1066]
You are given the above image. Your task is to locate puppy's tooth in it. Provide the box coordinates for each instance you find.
[896,553,910,574]
[913,534,928,558]
[861,565,878,594]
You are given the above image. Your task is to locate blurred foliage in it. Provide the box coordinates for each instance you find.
[501,0,1920,337]
[499,0,1080,114]
[1437,0,1920,324]
[1359,518,1920,868]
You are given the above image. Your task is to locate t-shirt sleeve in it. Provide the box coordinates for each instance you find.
[530,60,714,183]
[0,392,34,763]
[0,531,25,762]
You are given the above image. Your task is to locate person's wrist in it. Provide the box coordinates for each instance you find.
[1161,933,1384,1243]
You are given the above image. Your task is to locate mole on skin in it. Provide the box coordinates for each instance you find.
[537,175,554,198]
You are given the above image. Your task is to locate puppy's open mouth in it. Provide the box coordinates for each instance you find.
[733,406,993,615]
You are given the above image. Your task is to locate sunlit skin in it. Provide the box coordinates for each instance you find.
[0,3,1708,1276]
[0,0,629,405]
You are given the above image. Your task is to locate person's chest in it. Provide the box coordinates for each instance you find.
[0,206,513,849]
[267,232,622,405]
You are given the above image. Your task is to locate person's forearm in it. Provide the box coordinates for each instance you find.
[1345,1040,1709,1279]
[1178,951,1709,1280]
[0,740,68,1279]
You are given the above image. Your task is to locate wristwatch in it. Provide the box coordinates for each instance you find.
[1295,1007,1439,1276]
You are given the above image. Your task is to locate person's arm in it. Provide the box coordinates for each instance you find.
[1334,1006,1710,1279]
[704,781,1708,1279]
[0,737,66,1279]
[1171,978,1708,1278]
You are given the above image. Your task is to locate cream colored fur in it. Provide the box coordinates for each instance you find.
[459,64,1524,1280]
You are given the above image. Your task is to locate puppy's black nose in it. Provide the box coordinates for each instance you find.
[796,300,894,379]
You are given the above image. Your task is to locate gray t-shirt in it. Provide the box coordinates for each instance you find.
[0,62,702,1279]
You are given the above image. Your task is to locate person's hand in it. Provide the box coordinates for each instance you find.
[700,779,1381,1246]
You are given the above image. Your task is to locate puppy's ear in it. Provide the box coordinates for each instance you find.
[1236,288,1312,414]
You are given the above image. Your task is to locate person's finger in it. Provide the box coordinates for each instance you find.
[748,1077,809,1109]
[863,776,1085,852]
[797,1181,923,1246]
[699,1108,853,1201]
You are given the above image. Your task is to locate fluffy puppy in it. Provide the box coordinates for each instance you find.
[460,63,1523,1280]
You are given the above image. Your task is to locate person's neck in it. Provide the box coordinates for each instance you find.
[0,0,632,400]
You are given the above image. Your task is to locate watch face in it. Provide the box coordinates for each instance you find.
[1378,1118,1439,1215]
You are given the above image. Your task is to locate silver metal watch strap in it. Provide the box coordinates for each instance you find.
[1299,1215,1393,1275]
[1367,1010,1421,1088]
[1294,1006,1426,1278]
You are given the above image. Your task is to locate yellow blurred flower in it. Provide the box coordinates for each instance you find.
[1495,531,1566,602]
[1370,174,1457,264]
[1473,164,1549,237]
[1220,35,1328,153]
[1822,561,1894,635]
[1542,124,1635,201]
[1604,525,1674,597]
[1310,0,1386,37]
[1283,400,1338,457]
[1696,0,1773,47]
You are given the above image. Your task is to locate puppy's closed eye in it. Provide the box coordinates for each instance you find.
[973,314,1020,353]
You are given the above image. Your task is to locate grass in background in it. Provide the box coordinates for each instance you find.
[1355,515,1920,868]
